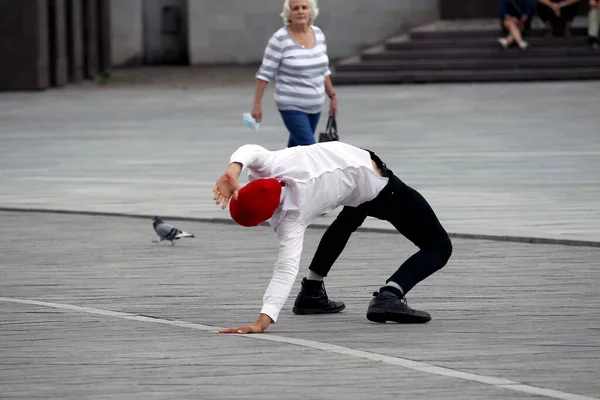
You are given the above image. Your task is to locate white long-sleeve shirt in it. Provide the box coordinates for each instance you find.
[229,142,389,322]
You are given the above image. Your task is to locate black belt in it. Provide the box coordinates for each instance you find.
[364,148,391,178]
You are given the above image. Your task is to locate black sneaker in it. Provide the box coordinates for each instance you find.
[366,287,431,323]
[292,278,346,315]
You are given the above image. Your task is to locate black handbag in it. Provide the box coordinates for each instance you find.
[318,116,339,143]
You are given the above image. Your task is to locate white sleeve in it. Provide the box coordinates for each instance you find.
[229,144,274,176]
[260,216,306,322]
[256,34,283,83]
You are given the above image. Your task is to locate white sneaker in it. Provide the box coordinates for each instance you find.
[518,40,529,50]
[497,37,509,49]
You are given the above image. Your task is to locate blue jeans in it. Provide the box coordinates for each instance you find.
[279,110,321,148]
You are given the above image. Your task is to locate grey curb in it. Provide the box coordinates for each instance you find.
[2,207,599,248]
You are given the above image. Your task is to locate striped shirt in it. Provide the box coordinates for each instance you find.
[256,26,331,114]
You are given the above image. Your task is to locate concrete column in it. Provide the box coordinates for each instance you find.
[48,0,69,87]
[66,0,84,82]
[82,0,98,79]
[0,0,49,90]
[98,0,112,74]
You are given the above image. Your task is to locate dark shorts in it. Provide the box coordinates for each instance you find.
[500,3,532,36]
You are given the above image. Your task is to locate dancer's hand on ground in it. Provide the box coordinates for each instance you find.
[219,314,272,334]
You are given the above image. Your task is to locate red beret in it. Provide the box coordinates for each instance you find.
[230,178,283,227]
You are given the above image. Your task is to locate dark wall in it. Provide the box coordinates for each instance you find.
[440,0,589,19]
[0,0,111,91]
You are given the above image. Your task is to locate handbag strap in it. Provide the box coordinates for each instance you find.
[326,116,337,135]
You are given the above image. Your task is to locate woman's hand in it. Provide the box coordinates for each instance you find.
[251,103,263,123]
[329,95,338,117]
[324,76,337,117]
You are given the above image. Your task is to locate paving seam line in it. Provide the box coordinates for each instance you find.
[0,296,598,400]
[1,206,598,248]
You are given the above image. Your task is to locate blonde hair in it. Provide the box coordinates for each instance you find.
[281,0,319,26]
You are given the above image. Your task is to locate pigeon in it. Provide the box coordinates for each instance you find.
[151,216,195,246]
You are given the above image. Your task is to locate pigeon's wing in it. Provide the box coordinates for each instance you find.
[174,230,195,239]
[154,222,181,239]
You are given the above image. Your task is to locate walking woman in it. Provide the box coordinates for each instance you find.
[251,0,338,147]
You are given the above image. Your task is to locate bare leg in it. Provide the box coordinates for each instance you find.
[504,17,524,45]
[498,31,515,49]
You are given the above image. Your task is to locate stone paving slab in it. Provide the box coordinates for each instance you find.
[1,211,599,399]
[0,78,599,242]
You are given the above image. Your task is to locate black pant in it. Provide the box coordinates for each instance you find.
[537,2,579,36]
[308,151,452,295]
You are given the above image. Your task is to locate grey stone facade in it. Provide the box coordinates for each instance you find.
[110,0,439,66]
